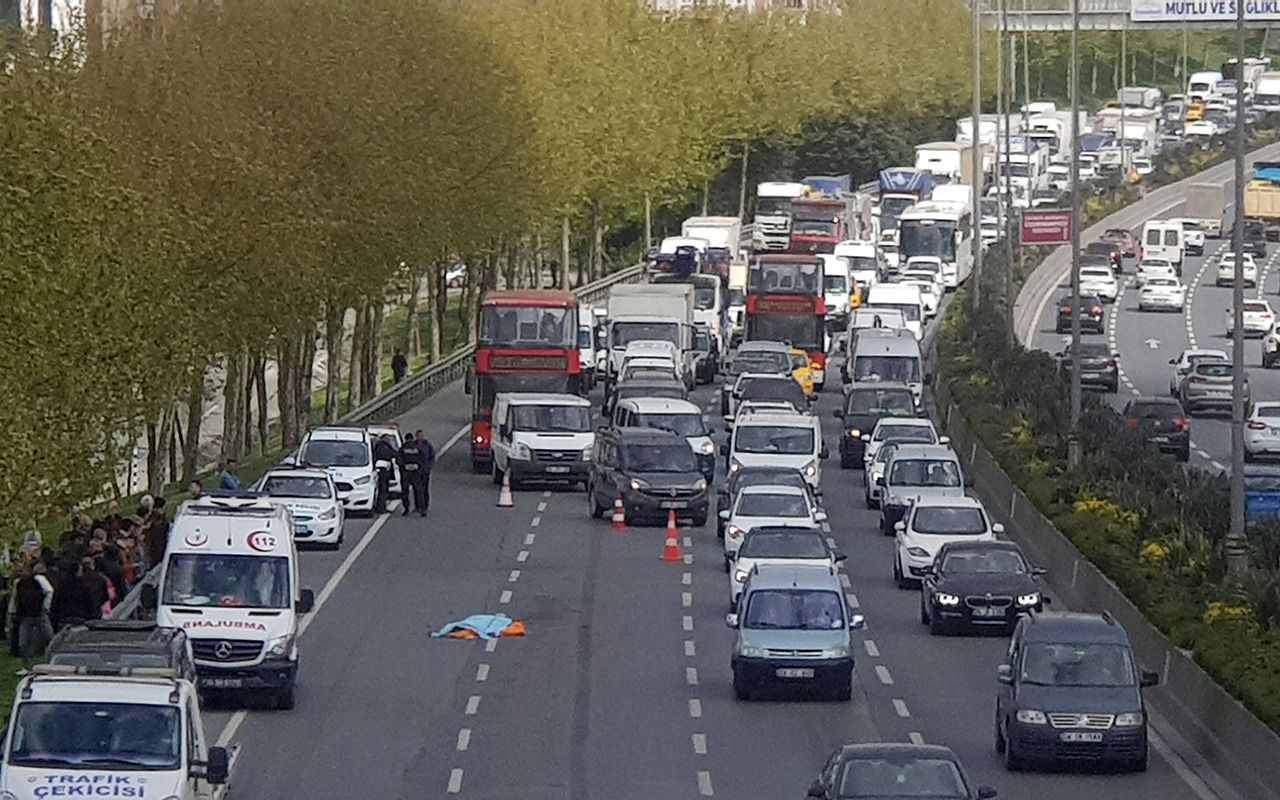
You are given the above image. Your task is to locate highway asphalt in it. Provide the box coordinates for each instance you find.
[1031,230,1280,472]
[186,370,1221,799]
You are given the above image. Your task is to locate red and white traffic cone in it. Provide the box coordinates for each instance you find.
[497,470,514,508]
[610,494,627,532]
[660,510,682,562]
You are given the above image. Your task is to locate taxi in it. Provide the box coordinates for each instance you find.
[789,348,817,397]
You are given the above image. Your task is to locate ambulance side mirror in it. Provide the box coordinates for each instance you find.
[204,746,230,785]
[140,584,158,612]
[296,588,315,614]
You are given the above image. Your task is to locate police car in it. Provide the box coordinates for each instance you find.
[252,468,345,548]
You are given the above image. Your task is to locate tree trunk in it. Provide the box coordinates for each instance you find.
[560,216,571,291]
[591,200,604,281]
[738,143,750,220]
[347,300,366,412]
[323,303,344,423]
[220,350,247,464]
[146,408,174,497]
[279,335,297,448]
[1090,56,1098,95]
[168,420,180,488]
[429,263,445,362]
[242,351,256,456]
[404,277,421,358]
[700,182,709,215]
[181,370,203,483]
[534,232,544,288]
[255,352,269,454]
[297,331,316,439]
[366,301,384,399]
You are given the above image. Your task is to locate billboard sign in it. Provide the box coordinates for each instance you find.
[1020,210,1073,246]
[1131,1,1280,23]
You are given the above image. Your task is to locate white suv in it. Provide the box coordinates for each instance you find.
[893,496,1001,588]
[292,427,377,514]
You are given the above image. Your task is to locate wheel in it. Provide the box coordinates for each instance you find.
[994,713,1007,754]
[893,555,909,588]
[491,461,502,485]
[274,684,296,711]
[1002,725,1025,771]
[865,490,878,510]
[1126,751,1149,773]
[928,613,944,635]
[732,672,753,701]
[919,596,929,624]
[1178,446,1191,463]
[723,555,732,573]
[588,485,607,519]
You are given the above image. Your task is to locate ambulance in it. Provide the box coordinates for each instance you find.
[143,494,315,709]
[0,664,233,800]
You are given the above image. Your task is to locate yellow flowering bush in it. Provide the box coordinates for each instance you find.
[1073,497,1140,536]
[1140,540,1169,565]
[1203,601,1255,627]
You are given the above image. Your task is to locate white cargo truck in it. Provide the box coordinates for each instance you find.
[753,182,807,251]
[1180,182,1228,238]
[1254,71,1280,111]
[605,283,695,389]
[682,216,745,261]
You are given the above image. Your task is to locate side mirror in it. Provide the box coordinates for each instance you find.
[498,425,511,440]
[938,435,951,445]
[997,664,1014,685]
[814,511,829,523]
[833,552,847,562]
[963,475,975,488]
[992,523,1005,534]
[807,782,826,799]
[819,446,830,460]
[1032,566,1048,576]
[204,746,230,785]
[860,434,871,443]
[893,520,905,532]
[1140,670,1160,687]
[718,510,730,520]
[924,373,934,386]
[848,614,866,630]
[977,787,998,799]
[1042,596,1053,605]
[140,584,158,612]
[832,409,845,419]
[725,613,740,629]
[296,587,316,614]
[1168,357,1178,365]
[875,475,885,486]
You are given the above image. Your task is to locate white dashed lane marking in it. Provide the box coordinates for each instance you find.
[686,667,699,686]
[683,615,695,631]
[863,639,880,658]
[447,768,464,794]
[875,665,894,685]
[464,695,481,715]
[685,639,696,657]
[893,699,911,718]
[689,698,703,718]
[475,664,489,682]
[692,733,708,755]
[456,728,471,751]
[909,732,925,745]
[499,589,513,604]
[698,771,714,796]
[508,569,521,583]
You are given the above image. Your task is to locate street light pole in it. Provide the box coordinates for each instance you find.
[971,0,984,311]
[1120,26,1128,175]
[1228,0,1250,578]
[1068,0,1082,468]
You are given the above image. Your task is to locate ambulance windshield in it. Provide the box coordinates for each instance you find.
[162,553,290,609]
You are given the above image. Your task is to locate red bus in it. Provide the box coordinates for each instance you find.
[467,290,582,472]
[745,255,828,389]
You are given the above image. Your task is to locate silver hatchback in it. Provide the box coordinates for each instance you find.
[1180,360,1249,415]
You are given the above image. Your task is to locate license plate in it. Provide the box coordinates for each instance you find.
[295,526,311,534]
[1059,731,1104,743]
[545,466,570,474]
[776,668,814,679]
[1150,436,1168,443]
[201,677,243,689]
[972,607,1003,618]
[661,501,688,509]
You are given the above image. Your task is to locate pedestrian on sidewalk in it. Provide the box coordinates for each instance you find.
[14,562,54,664]
[144,497,170,572]
[397,435,427,516]
[415,430,436,516]
[392,350,409,384]
[219,459,241,491]
[373,434,398,513]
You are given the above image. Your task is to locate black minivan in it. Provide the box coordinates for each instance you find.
[588,428,710,526]
[833,381,918,468]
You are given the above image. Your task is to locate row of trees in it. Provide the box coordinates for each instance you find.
[0,0,979,531]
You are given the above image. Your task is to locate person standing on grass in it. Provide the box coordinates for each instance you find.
[14,562,54,664]
[392,349,409,384]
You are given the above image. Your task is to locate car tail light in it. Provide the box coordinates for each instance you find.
[1249,421,1268,430]
[1190,376,1206,383]
[1174,418,1189,431]
[1091,306,1103,315]
[1126,418,1140,429]
[1061,305,1071,313]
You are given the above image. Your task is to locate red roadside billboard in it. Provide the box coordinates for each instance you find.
[1020,209,1073,246]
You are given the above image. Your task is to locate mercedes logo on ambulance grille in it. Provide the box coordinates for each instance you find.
[214,641,234,660]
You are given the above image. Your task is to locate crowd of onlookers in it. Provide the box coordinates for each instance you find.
[2,489,184,664]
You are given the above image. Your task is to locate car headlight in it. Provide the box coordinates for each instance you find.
[699,440,716,456]
[738,644,768,658]
[803,460,817,477]
[629,478,650,491]
[849,428,862,438]
[1016,709,1047,724]
[582,445,594,459]
[318,507,338,521]
[734,569,750,584]
[906,546,930,558]
[266,634,295,658]
[729,459,743,473]
[514,442,532,460]
[727,524,744,540]
[820,645,850,659]
[354,475,372,486]
[1115,711,1145,727]
[935,592,960,606]
[693,478,707,492]
[1016,592,1041,607]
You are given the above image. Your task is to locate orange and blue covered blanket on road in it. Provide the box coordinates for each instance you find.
[432,613,527,640]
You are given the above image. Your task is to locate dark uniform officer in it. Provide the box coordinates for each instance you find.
[397,435,429,516]
[372,434,398,513]
[415,430,436,515]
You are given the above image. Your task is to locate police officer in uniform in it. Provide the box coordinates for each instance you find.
[372,434,398,513]
[397,435,426,516]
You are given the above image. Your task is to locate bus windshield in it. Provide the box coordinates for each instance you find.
[749,260,821,294]
[480,306,576,348]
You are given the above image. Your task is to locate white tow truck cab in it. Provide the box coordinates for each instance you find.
[490,393,594,488]
[144,495,314,710]
[0,665,232,800]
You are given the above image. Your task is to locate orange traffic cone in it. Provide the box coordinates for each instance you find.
[497,470,514,508]
[660,510,682,562]
[610,494,627,532]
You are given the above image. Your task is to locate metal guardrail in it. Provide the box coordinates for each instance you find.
[108,565,160,621]
[338,263,647,425]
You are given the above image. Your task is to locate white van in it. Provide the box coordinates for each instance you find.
[848,328,926,403]
[578,304,598,390]
[149,495,315,709]
[1,665,233,800]
[620,340,687,387]
[291,426,376,515]
[490,393,594,488]
[1141,220,1185,268]
[613,397,716,482]
[819,254,853,324]
[833,240,883,289]
[727,408,828,489]
[865,283,925,341]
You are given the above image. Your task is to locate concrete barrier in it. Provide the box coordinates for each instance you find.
[933,379,1280,800]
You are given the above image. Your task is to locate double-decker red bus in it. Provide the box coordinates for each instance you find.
[745,254,828,389]
[467,290,581,472]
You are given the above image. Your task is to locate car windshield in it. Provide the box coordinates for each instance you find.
[740,379,808,406]
[875,424,935,443]
[731,470,806,495]
[743,589,844,630]
[577,327,593,348]
[731,353,790,375]
[7,702,181,770]
[1019,643,1136,687]
[912,506,987,534]
[735,426,815,455]
[161,553,290,609]
[736,492,810,518]
[846,389,915,416]
[612,321,680,348]
[694,330,711,350]
[889,458,961,487]
[825,275,849,293]
[941,549,1028,574]
[866,302,921,323]
[838,757,968,798]
[300,439,369,468]
[260,475,333,499]
[738,532,828,559]
[511,404,592,433]
[635,413,706,437]
[621,444,697,473]
[693,287,717,310]
[624,366,675,382]
[854,355,921,383]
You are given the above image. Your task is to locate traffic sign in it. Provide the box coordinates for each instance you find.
[1020,209,1074,246]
